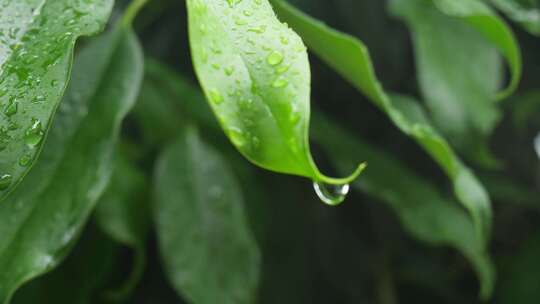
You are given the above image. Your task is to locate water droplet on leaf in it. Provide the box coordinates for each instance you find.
[0,174,12,190]
[267,51,284,66]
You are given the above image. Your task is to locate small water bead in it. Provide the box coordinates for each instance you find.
[228,127,247,147]
[276,64,290,74]
[313,182,350,206]
[24,118,44,147]
[224,66,235,76]
[0,174,12,190]
[19,154,31,167]
[208,89,223,105]
[272,76,288,88]
[266,50,283,66]
[4,99,17,116]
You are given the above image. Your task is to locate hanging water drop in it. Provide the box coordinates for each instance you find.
[313,182,350,206]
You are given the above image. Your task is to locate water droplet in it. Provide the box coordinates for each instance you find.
[313,182,350,206]
[272,76,288,88]
[276,64,290,74]
[0,174,12,190]
[19,154,32,167]
[4,99,17,116]
[224,66,235,76]
[267,50,284,66]
[24,118,44,147]
[228,127,247,147]
[208,89,223,105]
[290,111,300,124]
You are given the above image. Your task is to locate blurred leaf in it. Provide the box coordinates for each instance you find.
[95,151,150,302]
[272,0,492,248]
[186,0,364,187]
[390,0,507,167]
[490,0,540,36]
[311,111,495,299]
[0,25,143,303]
[0,0,114,200]
[154,126,261,304]
[432,0,521,100]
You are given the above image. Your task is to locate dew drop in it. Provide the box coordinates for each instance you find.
[224,66,235,76]
[313,182,350,206]
[228,127,247,147]
[0,174,12,190]
[272,76,288,88]
[267,50,284,66]
[24,118,44,147]
[19,154,32,167]
[208,89,223,105]
[4,100,17,117]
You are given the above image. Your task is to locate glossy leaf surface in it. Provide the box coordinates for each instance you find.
[0,27,143,303]
[154,127,261,304]
[311,112,495,299]
[272,0,491,244]
[186,0,364,185]
[0,0,114,199]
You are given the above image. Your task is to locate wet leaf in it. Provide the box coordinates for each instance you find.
[186,0,365,186]
[272,0,492,247]
[0,26,143,303]
[0,0,114,200]
[154,126,261,304]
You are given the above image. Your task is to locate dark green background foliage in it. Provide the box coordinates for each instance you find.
[0,0,539,303]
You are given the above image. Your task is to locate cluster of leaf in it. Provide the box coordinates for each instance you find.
[0,0,539,303]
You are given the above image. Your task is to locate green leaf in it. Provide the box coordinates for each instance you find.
[431,0,522,100]
[389,0,511,167]
[0,0,114,200]
[154,127,261,304]
[186,0,365,186]
[0,25,143,303]
[490,0,540,36]
[271,0,492,245]
[310,111,495,299]
[95,150,150,301]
